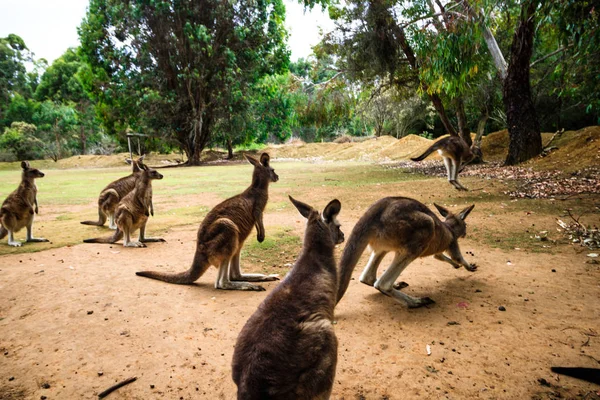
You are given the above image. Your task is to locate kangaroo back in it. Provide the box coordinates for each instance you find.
[232,197,343,399]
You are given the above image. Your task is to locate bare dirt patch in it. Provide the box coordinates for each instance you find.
[1,130,600,399]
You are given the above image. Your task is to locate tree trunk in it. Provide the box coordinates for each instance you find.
[454,97,472,146]
[80,125,87,155]
[470,108,489,164]
[227,138,233,159]
[503,0,542,165]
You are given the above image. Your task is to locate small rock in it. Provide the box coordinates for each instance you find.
[41,396,47,400]
[474,289,482,293]
[498,306,506,312]
[551,269,556,272]
[447,321,460,326]
[150,384,155,389]
[87,310,93,315]
[97,371,103,376]
[8,376,14,381]
[41,383,50,389]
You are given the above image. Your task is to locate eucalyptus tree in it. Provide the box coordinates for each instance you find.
[0,34,34,127]
[79,0,289,165]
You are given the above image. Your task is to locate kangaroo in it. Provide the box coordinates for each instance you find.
[411,136,475,191]
[0,161,49,247]
[136,153,279,291]
[232,196,344,400]
[83,161,164,247]
[80,156,151,229]
[337,197,476,308]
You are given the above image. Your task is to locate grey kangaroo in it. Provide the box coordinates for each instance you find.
[81,156,150,229]
[232,196,344,400]
[136,153,279,291]
[411,136,474,191]
[337,197,476,308]
[83,161,164,247]
[0,161,49,247]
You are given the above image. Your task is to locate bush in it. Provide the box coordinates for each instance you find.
[0,122,45,160]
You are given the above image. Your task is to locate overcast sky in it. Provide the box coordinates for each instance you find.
[0,0,335,65]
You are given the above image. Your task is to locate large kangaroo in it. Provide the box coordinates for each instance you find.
[232,196,344,399]
[136,153,279,291]
[337,197,476,308]
[83,161,164,247]
[0,161,49,247]
[81,156,150,229]
[411,136,474,191]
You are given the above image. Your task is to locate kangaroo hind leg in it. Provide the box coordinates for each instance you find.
[374,252,434,308]
[26,218,48,243]
[359,250,386,286]
[229,250,279,283]
[138,222,165,243]
[215,257,266,291]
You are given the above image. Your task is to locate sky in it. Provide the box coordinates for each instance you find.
[0,0,335,65]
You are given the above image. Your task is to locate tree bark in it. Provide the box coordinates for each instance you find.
[80,125,87,155]
[227,137,233,159]
[454,97,472,146]
[503,0,542,165]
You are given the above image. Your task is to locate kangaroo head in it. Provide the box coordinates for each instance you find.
[139,162,163,180]
[245,153,279,183]
[434,203,475,238]
[21,161,45,179]
[289,196,344,245]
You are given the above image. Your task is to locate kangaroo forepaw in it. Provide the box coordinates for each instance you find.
[465,263,477,272]
[393,281,409,290]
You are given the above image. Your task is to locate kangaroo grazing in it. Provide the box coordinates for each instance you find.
[80,156,150,229]
[0,161,49,247]
[83,161,164,247]
[136,153,279,291]
[232,196,344,399]
[337,197,476,308]
[411,136,475,191]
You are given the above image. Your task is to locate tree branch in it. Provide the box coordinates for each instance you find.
[530,44,573,68]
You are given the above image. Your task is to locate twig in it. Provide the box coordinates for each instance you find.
[98,377,137,398]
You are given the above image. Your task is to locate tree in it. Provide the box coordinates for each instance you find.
[33,101,77,161]
[0,34,34,127]
[0,122,44,160]
[79,0,289,165]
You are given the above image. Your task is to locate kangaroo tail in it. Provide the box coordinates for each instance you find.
[136,251,210,284]
[80,207,107,226]
[410,142,441,162]
[83,228,123,244]
[336,222,372,304]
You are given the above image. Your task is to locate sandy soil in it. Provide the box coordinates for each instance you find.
[1,157,600,399]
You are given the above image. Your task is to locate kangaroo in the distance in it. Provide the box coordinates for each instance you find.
[81,156,150,229]
[0,161,49,247]
[337,197,476,308]
[411,136,475,191]
[232,196,344,399]
[83,161,164,247]
[136,153,279,291]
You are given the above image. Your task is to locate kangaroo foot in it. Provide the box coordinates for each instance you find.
[232,273,279,282]
[124,241,147,248]
[464,263,477,272]
[377,284,435,308]
[393,281,409,290]
[27,238,49,243]
[8,240,22,247]
[217,281,266,291]
[406,296,435,309]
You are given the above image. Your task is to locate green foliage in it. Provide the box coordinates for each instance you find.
[0,122,44,160]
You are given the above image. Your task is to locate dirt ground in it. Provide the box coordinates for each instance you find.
[1,132,600,399]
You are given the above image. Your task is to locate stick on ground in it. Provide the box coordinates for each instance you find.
[98,376,137,398]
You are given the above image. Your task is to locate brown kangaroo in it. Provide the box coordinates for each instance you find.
[0,161,49,247]
[232,196,344,399]
[411,136,475,191]
[80,156,149,229]
[83,161,164,247]
[136,153,279,291]
[337,197,476,308]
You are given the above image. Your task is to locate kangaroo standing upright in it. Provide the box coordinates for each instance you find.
[0,161,49,247]
[80,156,149,229]
[83,161,164,247]
[232,196,344,399]
[337,197,476,308]
[411,136,474,191]
[136,153,279,291]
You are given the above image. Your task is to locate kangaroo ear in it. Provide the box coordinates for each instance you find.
[260,153,270,167]
[21,161,30,170]
[289,195,313,219]
[139,162,148,171]
[458,204,475,220]
[245,154,260,167]
[323,199,341,222]
[433,203,450,218]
